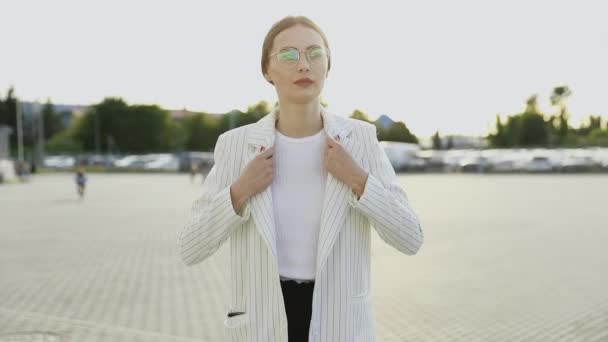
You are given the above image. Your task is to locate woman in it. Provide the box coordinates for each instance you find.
[75,166,87,200]
[178,16,424,342]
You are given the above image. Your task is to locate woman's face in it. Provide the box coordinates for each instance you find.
[264,25,329,105]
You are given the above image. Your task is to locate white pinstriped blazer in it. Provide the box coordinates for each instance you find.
[178,106,424,342]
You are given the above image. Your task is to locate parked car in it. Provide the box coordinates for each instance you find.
[404,156,427,171]
[380,141,421,172]
[489,158,518,173]
[559,156,597,172]
[601,159,608,172]
[144,154,179,171]
[43,155,76,169]
[459,156,491,173]
[442,152,466,172]
[417,150,445,171]
[522,156,554,173]
[178,152,214,172]
[113,155,141,169]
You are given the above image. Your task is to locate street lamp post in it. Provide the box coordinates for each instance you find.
[16,99,24,162]
[37,100,45,166]
[95,112,100,155]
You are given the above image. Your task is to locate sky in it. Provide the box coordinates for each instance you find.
[1,0,607,137]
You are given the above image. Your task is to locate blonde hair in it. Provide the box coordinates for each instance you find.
[261,16,331,85]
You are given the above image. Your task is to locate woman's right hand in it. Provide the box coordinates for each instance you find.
[230,146,274,213]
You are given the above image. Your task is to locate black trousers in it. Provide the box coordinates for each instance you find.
[280,279,315,342]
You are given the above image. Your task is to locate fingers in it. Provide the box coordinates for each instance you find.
[258,145,274,159]
[326,134,341,147]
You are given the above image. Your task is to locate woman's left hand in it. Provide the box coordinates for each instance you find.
[325,135,368,199]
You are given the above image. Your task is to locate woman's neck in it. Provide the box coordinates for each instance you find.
[275,101,324,138]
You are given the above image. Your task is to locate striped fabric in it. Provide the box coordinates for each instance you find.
[178,106,424,342]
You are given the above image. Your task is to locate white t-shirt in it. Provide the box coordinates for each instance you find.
[272,127,327,281]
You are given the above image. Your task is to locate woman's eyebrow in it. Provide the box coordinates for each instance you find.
[279,44,321,49]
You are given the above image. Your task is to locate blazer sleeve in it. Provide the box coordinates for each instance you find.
[178,133,251,266]
[348,124,424,255]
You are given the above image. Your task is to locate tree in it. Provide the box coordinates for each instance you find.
[74,97,129,152]
[432,131,442,149]
[383,121,417,143]
[247,100,272,117]
[245,100,272,123]
[519,95,549,146]
[183,113,220,151]
[41,99,65,140]
[488,95,550,148]
[349,109,371,123]
[73,98,175,153]
[488,114,509,147]
[126,104,175,152]
[0,86,18,149]
[550,86,572,145]
[577,115,603,136]
[350,110,417,143]
[518,112,549,147]
[584,128,608,146]
[446,136,454,149]
[46,129,82,153]
[320,97,329,108]
[525,94,540,114]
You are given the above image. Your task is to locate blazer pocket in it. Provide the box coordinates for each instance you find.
[224,311,249,328]
[224,311,250,341]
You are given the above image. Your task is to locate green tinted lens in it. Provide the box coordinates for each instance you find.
[307,46,326,62]
[277,48,299,64]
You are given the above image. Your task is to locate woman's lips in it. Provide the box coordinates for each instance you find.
[294,79,314,86]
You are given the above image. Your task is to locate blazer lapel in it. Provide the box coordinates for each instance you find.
[315,114,364,278]
[245,108,279,262]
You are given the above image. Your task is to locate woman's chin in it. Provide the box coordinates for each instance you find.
[285,90,322,104]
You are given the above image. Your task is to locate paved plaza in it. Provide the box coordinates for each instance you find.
[1,173,607,341]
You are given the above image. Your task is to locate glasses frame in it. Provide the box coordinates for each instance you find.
[269,45,330,68]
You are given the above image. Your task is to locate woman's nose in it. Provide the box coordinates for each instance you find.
[297,57,311,72]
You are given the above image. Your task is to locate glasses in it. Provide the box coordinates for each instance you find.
[269,45,329,68]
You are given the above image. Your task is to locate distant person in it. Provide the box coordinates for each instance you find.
[15,161,23,180]
[178,16,424,342]
[16,160,30,182]
[75,166,87,200]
